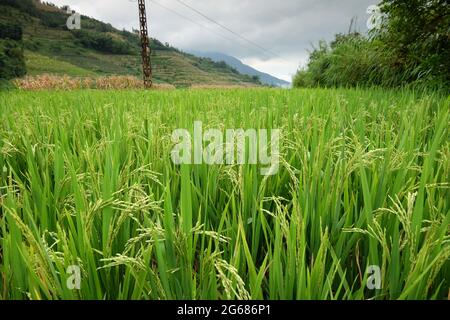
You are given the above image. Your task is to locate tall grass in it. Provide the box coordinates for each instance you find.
[293,34,448,90]
[0,88,449,300]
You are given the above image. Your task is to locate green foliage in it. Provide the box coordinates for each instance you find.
[151,38,172,51]
[251,75,260,82]
[293,34,409,88]
[0,78,15,89]
[0,17,26,80]
[39,10,67,29]
[0,21,26,79]
[0,0,38,16]
[379,0,450,85]
[0,21,22,40]
[0,89,448,300]
[80,16,117,34]
[24,51,97,76]
[294,1,450,89]
[73,30,132,55]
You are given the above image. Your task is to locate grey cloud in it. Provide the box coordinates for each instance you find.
[49,0,379,81]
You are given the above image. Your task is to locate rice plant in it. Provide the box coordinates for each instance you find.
[0,88,448,300]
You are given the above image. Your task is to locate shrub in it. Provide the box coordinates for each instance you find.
[39,11,66,28]
[73,30,132,55]
[0,21,23,40]
[0,23,26,80]
[0,78,16,90]
[379,0,450,85]
[0,21,26,79]
[0,0,39,16]
[294,1,450,89]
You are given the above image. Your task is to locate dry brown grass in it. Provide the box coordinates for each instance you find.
[190,84,260,89]
[13,75,176,91]
[13,75,260,91]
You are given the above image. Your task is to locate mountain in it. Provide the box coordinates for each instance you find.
[0,0,261,87]
[189,51,291,87]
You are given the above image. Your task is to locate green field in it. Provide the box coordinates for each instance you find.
[0,88,449,300]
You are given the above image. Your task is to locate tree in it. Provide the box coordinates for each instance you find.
[73,30,132,54]
[0,0,38,16]
[0,22,23,40]
[0,22,26,79]
[252,75,261,83]
[379,0,450,83]
[293,0,450,88]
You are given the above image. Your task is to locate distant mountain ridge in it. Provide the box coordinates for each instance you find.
[189,51,291,87]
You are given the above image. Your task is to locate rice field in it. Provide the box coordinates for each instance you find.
[0,88,449,300]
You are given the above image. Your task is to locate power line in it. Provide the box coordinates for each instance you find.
[135,0,285,61]
[150,1,251,51]
[173,0,284,60]
[149,0,272,59]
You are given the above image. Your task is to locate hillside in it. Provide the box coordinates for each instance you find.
[190,51,291,87]
[0,0,261,87]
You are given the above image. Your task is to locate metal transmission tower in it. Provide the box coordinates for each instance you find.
[138,0,152,88]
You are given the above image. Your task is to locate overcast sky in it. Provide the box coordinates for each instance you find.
[49,0,378,81]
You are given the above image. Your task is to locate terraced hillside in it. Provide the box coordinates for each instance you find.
[0,0,261,87]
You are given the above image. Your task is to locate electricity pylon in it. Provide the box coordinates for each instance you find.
[138,0,152,88]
